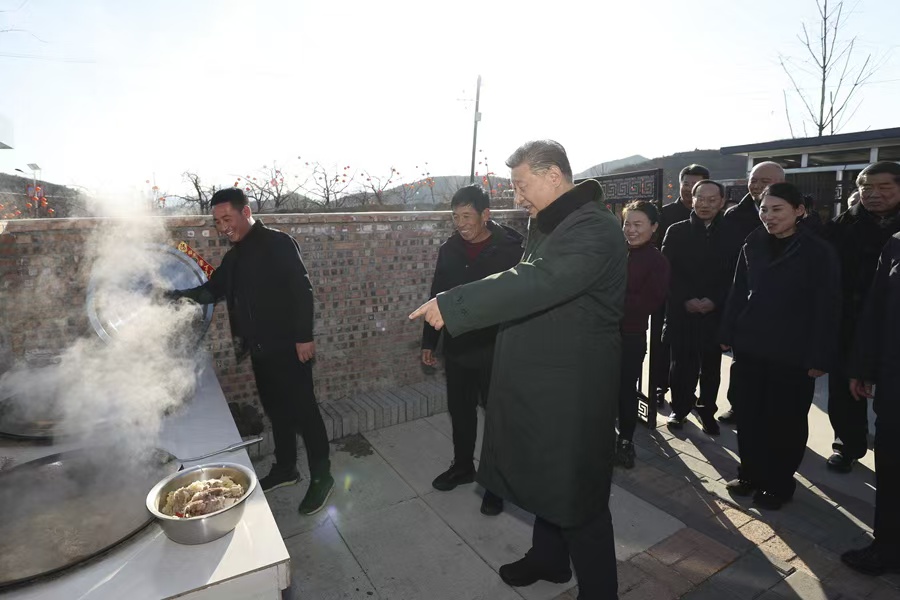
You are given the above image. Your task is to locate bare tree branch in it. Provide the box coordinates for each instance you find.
[780,0,881,136]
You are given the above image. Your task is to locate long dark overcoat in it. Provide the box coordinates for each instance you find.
[437,179,627,528]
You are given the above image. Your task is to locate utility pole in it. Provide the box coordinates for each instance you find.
[469,75,482,184]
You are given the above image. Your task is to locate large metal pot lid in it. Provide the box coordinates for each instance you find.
[85,243,214,343]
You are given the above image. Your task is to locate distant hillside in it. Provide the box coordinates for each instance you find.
[600,150,747,204]
[0,172,87,218]
[575,155,650,179]
[372,174,512,208]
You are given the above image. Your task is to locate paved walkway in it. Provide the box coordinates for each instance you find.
[253,354,898,599]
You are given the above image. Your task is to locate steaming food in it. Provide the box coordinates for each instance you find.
[161,476,244,518]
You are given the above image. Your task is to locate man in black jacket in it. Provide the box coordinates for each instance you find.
[662,180,737,435]
[649,164,710,407]
[171,188,333,515]
[718,161,786,424]
[825,162,900,473]
[844,232,900,575]
[423,185,524,516]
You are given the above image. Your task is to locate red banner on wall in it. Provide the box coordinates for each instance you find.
[177,241,215,278]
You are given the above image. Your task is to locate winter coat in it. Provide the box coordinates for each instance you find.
[723,193,762,246]
[719,227,841,372]
[621,243,670,334]
[174,219,314,359]
[824,203,900,356]
[436,179,627,528]
[654,200,692,248]
[850,233,900,403]
[661,212,739,343]
[422,221,524,367]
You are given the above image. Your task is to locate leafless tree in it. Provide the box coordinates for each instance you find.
[236,164,307,213]
[173,171,218,214]
[779,0,881,137]
[361,167,400,206]
[301,162,356,210]
[395,180,424,206]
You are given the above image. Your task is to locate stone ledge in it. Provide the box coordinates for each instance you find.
[245,376,448,457]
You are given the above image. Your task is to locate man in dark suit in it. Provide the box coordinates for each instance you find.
[650,164,710,407]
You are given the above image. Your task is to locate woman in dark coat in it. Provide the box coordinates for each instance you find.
[720,182,841,510]
[617,200,671,468]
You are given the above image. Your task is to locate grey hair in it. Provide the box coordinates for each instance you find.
[750,161,786,179]
[505,140,573,183]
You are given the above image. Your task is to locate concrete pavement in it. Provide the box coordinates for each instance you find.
[249,354,897,599]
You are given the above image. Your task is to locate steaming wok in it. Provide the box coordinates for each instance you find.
[0,438,260,590]
[86,243,213,344]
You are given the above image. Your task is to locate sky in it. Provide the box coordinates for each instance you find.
[0,0,899,201]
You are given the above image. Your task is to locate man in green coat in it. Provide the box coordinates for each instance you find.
[410,140,626,599]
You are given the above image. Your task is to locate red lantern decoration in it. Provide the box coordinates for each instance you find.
[25,203,32,209]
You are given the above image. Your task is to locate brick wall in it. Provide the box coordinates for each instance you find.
[0,211,527,434]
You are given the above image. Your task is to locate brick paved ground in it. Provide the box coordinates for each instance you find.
[543,409,899,600]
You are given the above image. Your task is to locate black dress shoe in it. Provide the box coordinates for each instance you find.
[826,452,854,473]
[699,414,721,436]
[481,490,504,516]
[432,462,476,491]
[259,464,300,492]
[667,414,686,429]
[726,478,755,497]
[842,542,900,576]
[717,408,736,424]
[753,489,789,510]
[615,438,636,469]
[499,556,572,587]
[655,389,667,407]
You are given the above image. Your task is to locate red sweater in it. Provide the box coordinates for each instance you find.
[621,243,671,334]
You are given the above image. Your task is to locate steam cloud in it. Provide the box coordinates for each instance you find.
[0,203,208,452]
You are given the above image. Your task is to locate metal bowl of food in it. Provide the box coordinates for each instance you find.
[146,462,257,545]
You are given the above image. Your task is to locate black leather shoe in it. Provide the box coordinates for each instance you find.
[842,542,900,576]
[481,490,504,516]
[726,478,755,497]
[826,452,854,473]
[717,408,736,424]
[753,490,789,510]
[667,414,686,429]
[655,389,667,407]
[615,438,636,469]
[699,414,721,436]
[432,462,476,491]
[499,556,572,587]
[260,464,300,492]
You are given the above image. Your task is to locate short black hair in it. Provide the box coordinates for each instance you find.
[762,182,806,209]
[211,187,249,211]
[622,200,660,225]
[506,140,574,183]
[858,161,900,186]
[679,164,711,182]
[691,179,725,198]
[451,185,491,213]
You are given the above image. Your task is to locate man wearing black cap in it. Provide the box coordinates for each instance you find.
[168,188,334,516]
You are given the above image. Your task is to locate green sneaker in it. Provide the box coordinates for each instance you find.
[298,474,335,515]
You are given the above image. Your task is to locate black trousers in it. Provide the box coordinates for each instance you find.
[875,388,900,549]
[731,355,814,498]
[251,351,331,478]
[668,324,721,419]
[617,333,647,442]
[828,362,870,459]
[649,307,670,396]
[528,508,618,600]
[445,358,491,467]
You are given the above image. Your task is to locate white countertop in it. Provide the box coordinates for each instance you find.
[0,361,291,600]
